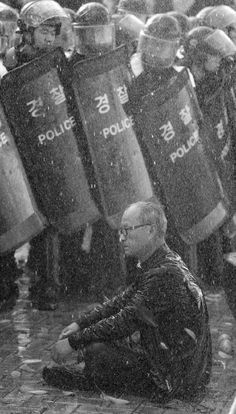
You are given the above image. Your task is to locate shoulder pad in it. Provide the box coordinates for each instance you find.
[3,48,18,71]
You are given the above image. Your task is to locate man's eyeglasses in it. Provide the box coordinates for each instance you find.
[118,224,151,237]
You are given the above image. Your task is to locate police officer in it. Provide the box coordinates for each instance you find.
[0,3,20,312]
[135,13,181,76]
[128,13,229,280]
[183,26,236,205]
[184,25,236,318]
[60,2,124,301]
[128,14,189,264]
[4,0,71,311]
[72,1,114,60]
[4,0,69,69]
[200,4,236,173]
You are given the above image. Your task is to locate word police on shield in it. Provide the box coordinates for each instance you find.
[0,48,100,234]
[0,99,45,253]
[71,45,154,228]
[132,68,228,244]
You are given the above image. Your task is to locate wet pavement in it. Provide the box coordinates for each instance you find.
[0,272,235,414]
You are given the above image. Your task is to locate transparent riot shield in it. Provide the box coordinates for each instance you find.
[71,45,154,228]
[131,68,228,244]
[0,99,46,253]
[0,48,100,234]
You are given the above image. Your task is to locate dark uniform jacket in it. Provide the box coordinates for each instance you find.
[69,243,212,399]
[195,71,236,209]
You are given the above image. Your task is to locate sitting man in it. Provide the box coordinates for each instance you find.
[43,200,212,403]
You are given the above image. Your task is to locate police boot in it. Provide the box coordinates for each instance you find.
[0,254,19,311]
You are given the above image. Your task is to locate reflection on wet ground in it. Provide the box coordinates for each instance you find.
[0,272,235,413]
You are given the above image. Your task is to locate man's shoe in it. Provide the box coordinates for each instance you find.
[42,365,94,391]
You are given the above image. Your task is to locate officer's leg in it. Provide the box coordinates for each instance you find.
[59,225,94,298]
[88,218,126,300]
[0,253,19,311]
[28,227,59,310]
[197,230,224,288]
[221,232,236,319]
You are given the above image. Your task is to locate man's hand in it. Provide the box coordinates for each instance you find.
[51,338,74,364]
[59,322,79,340]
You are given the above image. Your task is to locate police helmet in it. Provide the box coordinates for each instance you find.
[166,11,190,36]
[73,2,115,56]
[138,13,181,68]
[118,0,151,16]
[75,2,109,26]
[18,0,68,35]
[203,5,236,32]
[64,8,77,23]
[196,6,214,22]
[0,2,19,21]
[185,26,236,66]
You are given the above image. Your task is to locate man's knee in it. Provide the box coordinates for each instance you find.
[84,342,112,374]
[84,342,108,362]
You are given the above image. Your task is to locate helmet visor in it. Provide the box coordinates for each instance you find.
[54,17,74,52]
[118,14,144,41]
[73,23,115,55]
[205,29,236,58]
[138,31,180,68]
[0,21,18,53]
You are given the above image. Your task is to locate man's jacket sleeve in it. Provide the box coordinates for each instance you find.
[69,274,159,350]
[75,284,135,330]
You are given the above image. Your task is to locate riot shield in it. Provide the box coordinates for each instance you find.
[0,100,46,254]
[132,68,228,244]
[0,48,100,234]
[201,91,235,212]
[71,45,154,228]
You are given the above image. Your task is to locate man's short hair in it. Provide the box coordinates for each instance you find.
[129,199,167,238]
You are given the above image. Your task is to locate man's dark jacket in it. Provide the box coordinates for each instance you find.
[69,243,212,399]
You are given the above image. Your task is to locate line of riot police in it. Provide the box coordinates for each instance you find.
[0,0,235,318]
